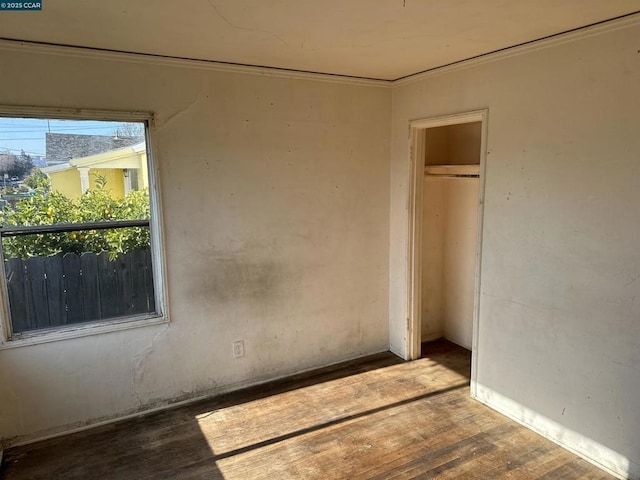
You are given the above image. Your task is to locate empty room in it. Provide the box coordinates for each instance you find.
[0,2,639,479]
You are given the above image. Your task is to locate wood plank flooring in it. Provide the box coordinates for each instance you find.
[0,340,613,479]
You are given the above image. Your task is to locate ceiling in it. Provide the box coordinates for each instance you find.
[1,1,639,80]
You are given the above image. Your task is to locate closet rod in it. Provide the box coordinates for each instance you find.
[425,173,479,178]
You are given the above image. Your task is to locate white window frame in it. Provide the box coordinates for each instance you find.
[0,106,169,349]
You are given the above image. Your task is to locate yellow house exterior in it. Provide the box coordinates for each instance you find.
[42,142,148,199]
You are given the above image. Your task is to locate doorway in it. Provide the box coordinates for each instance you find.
[406,110,487,396]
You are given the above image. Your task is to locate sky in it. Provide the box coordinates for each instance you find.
[0,118,140,159]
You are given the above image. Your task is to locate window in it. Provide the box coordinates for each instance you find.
[0,108,166,345]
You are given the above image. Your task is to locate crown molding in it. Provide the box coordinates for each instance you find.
[393,11,640,86]
[0,38,391,89]
[0,11,638,89]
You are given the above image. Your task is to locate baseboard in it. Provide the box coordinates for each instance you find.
[474,385,637,480]
[440,335,471,351]
[421,332,442,342]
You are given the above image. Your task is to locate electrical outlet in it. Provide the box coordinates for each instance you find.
[233,340,245,358]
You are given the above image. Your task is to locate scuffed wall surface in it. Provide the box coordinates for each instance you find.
[0,52,391,443]
[390,23,640,477]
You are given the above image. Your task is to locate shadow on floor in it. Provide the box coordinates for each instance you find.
[0,351,407,480]
[421,338,472,380]
[0,340,612,479]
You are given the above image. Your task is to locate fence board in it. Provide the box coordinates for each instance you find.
[63,253,84,324]
[115,253,131,315]
[81,253,101,322]
[6,258,29,333]
[97,252,119,319]
[26,257,49,328]
[45,255,66,327]
[143,248,155,313]
[124,253,137,315]
[130,249,149,314]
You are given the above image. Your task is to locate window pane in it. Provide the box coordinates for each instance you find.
[0,117,155,334]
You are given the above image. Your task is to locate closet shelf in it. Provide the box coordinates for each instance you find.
[424,164,480,176]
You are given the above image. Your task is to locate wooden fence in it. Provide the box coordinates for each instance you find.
[5,248,155,334]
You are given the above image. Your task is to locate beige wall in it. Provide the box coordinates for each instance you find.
[424,122,481,166]
[421,176,478,349]
[441,177,478,349]
[420,176,446,340]
[0,49,391,445]
[390,23,640,478]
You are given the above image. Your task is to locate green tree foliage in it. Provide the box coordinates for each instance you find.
[23,168,51,192]
[0,175,150,259]
[16,150,34,178]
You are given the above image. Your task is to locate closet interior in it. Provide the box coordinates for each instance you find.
[421,121,481,351]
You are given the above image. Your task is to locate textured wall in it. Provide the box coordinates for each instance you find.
[390,22,640,478]
[0,48,391,445]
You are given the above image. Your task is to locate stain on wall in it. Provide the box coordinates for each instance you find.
[189,245,287,305]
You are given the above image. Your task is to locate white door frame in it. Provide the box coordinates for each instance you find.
[406,109,488,397]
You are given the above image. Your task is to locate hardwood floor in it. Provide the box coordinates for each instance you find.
[0,340,613,479]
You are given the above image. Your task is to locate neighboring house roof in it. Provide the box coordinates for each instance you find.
[45,133,143,164]
[42,142,146,174]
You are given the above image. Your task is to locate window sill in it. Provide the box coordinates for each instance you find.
[0,313,169,350]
